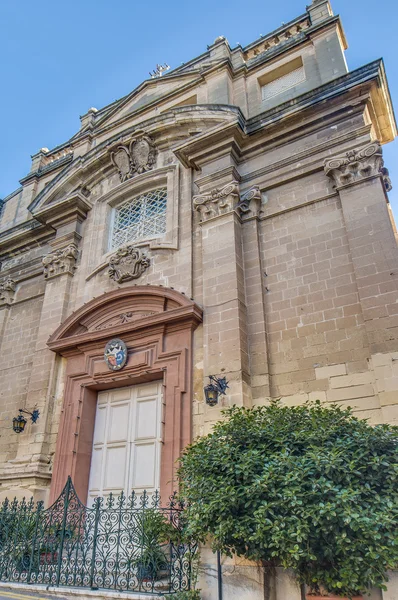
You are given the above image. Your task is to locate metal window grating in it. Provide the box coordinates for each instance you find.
[261,66,306,101]
[111,188,167,249]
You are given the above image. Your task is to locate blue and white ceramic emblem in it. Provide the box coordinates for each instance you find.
[104,338,128,371]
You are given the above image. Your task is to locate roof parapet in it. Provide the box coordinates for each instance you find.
[307,0,334,25]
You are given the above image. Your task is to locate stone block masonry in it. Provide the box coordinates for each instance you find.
[0,0,397,597]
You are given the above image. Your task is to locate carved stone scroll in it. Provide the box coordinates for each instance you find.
[193,181,240,222]
[110,132,156,182]
[324,141,392,191]
[237,186,262,218]
[0,277,16,306]
[108,245,150,283]
[42,244,79,279]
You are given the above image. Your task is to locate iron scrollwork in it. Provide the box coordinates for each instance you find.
[0,478,197,595]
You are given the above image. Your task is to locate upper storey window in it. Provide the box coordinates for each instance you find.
[259,56,305,102]
[111,188,167,250]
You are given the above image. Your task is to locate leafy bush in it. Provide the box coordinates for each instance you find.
[178,401,398,597]
[164,591,201,600]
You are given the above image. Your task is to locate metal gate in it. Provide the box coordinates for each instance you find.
[0,478,196,595]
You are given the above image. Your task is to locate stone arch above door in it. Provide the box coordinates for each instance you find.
[48,286,202,504]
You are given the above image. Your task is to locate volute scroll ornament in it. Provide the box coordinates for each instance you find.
[108,244,150,283]
[110,132,156,182]
[324,141,392,192]
[193,181,240,222]
[42,244,79,279]
[0,277,17,306]
[237,186,262,218]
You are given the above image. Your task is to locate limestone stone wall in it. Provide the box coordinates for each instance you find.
[0,0,397,596]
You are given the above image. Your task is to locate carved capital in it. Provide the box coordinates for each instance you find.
[110,131,156,182]
[193,181,240,222]
[108,245,150,283]
[324,142,392,191]
[42,244,78,279]
[237,186,262,219]
[0,277,16,306]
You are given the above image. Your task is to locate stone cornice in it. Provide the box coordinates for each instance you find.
[241,125,371,186]
[48,286,203,353]
[27,107,241,214]
[246,60,395,140]
[32,189,92,227]
[0,219,54,256]
[92,72,206,130]
[19,154,73,185]
[5,60,394,221]
[173,119,245,169]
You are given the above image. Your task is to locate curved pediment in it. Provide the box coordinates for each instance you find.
[28,106,242,220]
[47,286,202,353]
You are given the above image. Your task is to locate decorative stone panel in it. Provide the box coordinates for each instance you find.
[324,141,392,191]
[110,132,156,182]
[0,277,16,306]
[193,181,240,222]
[42,244,78,279]
[108,244,150,283]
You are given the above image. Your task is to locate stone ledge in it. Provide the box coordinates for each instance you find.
[0,582,163,600]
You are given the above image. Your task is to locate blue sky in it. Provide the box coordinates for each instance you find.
[1,0,397,215]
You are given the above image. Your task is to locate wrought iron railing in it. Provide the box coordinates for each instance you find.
[0,478,197,595]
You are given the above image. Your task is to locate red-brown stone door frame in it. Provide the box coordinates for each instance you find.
[47,286,202,504]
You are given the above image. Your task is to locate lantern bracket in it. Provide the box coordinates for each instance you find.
[19,408,40,423]
[12,408,40,434]
[204,375,229,407]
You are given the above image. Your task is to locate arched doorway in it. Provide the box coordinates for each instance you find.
[47,286,202,504]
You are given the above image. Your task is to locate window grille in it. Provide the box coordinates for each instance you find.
[111,188,167,249]
[261,66,306,101]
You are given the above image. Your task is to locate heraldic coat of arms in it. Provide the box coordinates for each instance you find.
[104,338,128,371]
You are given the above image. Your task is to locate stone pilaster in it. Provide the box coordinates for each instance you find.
[0,277,16,353]
[194,180,251,427]
[3,206,85,490]
[325,141,398,424]
[239,187,271,401]
[4,248,77,481]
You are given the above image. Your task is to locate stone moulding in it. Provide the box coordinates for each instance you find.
[108,244,150,283]
[42,244,79,279]
[324,141,392,192]
[0,277,16,306]
[110,132,156,182]
[193,182,263,222]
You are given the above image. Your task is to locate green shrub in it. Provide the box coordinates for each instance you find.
[178,401,398,597]
[164,591,201,600]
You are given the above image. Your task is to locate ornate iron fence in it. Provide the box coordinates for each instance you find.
[0,478,197,595]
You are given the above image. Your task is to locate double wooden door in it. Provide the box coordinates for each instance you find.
[87,382,162,503]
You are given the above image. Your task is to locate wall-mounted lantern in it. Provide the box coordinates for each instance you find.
[204,376,229,407]
[12,409,40,434]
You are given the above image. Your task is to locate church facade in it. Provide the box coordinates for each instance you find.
[0,0,397,528]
